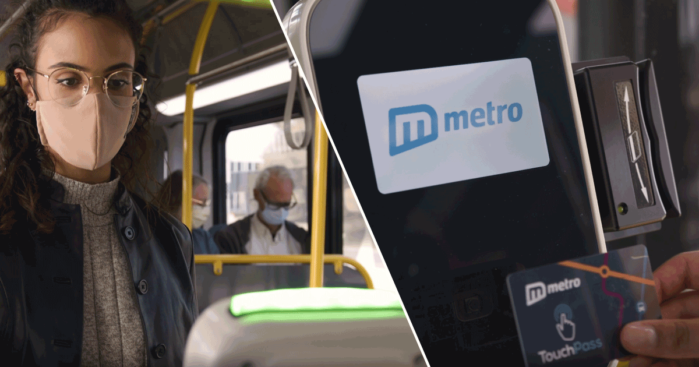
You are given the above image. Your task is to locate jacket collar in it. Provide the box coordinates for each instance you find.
[47,177,133,216]
[114,181,134,216]
[48,179,66,203]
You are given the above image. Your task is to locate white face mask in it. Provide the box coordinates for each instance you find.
[192,204,210,229]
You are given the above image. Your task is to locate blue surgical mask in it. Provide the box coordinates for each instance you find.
[260,206,289,225]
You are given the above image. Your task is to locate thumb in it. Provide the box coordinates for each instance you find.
[620,319,699,359]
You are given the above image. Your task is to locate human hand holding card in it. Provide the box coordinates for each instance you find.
[507,245,662,367]
[619,250,699,367]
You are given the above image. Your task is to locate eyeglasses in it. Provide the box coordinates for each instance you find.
[25,67,146,108]
[260,190,297,210]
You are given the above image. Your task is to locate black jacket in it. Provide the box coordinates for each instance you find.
[214,214,310,254]
[0,179,198,366]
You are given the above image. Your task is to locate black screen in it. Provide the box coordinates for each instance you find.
[308,1,600,365]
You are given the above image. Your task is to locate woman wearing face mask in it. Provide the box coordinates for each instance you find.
[157,171,219,254]
[0,1,197,366]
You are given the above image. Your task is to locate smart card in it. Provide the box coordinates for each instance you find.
[506,245,661,367]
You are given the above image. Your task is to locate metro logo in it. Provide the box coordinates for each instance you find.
[526,282,547,306]
[357,57,550,194]
[389,102,524,156]
[525,278,581,306]
[444,102,523,131]
[388,105,438,156]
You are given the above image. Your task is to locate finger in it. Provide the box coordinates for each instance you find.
[653,251,699,303]
[626,356,696,367]
[650,359,699,367]
[560,313,567,323]
[660,290,699,319]
[628,355,656,367]
[621,319,699,359]
[650,361,679,367]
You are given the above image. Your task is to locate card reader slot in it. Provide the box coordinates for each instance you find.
[573,58,672,232]
[615,80,655,209]
[628,132,641,163]
[636,60,681,218]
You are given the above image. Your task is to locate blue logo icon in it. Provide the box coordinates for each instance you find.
[388,104,438,156]
[388,102,524,156]
[554,303,573,323]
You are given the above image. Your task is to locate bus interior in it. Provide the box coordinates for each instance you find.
[0,0,424,366]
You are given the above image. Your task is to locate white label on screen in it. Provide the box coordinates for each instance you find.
[357,58,550,194]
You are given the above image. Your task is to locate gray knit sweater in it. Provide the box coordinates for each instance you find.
[52,171,146,367]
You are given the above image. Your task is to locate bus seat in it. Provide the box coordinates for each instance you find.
[184,287,424,367]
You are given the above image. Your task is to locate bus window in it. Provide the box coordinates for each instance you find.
[224,118,308,229]
[342,174,397,292]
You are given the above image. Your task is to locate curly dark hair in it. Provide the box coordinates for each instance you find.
[0,0,159,235]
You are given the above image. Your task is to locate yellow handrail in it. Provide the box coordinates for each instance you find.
[163,1,199,25]
[182,3,335,292]
[195,0,271,8]
[309,110,327,287]
[182,0,219,230]
[195,254,374,289]
[141,1,198,44]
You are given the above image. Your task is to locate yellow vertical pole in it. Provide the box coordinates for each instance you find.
[183,1,218,230]
[309,110,328,287]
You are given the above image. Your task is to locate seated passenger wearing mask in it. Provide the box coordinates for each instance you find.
[158,170,219,254]
[215,165,310,254]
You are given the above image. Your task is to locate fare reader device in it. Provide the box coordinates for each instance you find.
[278,0,680,366]
[573,56,681,240]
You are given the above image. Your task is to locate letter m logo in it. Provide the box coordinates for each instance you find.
[388,104,438,156]
[525,282,547,306]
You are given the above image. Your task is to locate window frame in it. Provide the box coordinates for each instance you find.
[212,96,343,253]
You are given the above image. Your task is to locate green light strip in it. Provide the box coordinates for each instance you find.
[230,287,402,317]
[240,309,406,325]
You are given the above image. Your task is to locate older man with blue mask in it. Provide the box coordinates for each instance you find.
[214,165,310,254]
